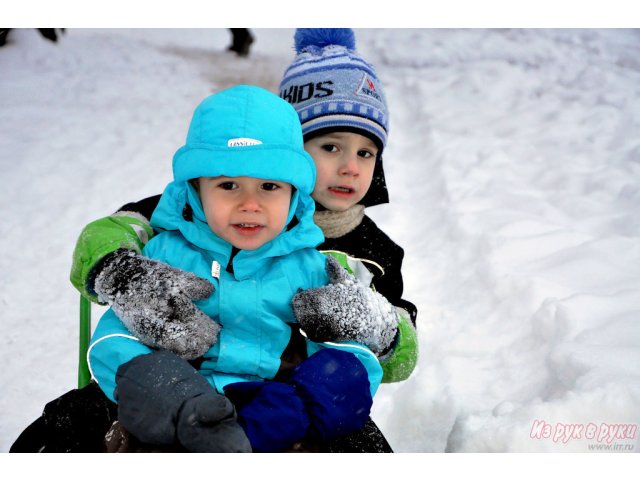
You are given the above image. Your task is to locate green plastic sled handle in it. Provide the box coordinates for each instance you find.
[78,295,92,388]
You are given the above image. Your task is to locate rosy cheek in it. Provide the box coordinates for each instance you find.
[315,168,330,184]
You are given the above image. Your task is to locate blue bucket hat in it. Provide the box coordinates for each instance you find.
[173,85,318,223]
[174,85,316,193]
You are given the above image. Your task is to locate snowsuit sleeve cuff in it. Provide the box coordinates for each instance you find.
[380,309,418,383]
[70,214,154,303]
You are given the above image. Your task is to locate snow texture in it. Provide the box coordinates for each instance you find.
[94,250,218,360]
[293,256,398,354]
[1,28,640,453]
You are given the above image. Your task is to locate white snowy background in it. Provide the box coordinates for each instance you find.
[1,28,639,454]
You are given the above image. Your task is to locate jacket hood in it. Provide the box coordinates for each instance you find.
[151,86,324,278]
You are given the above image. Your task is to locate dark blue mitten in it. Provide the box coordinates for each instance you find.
[224,381,310,453]
[289,348,372,441]
[115,350,250,452]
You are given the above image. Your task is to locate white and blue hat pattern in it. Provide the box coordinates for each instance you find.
[279,29,389,150]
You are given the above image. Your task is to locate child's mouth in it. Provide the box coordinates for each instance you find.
[232,223,264,235]
[328,186,355,196]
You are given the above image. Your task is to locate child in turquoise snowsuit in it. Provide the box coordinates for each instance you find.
[88,85,393,453]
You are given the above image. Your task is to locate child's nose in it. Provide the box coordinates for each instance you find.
[339,153,360,176]
[239,191,261,212]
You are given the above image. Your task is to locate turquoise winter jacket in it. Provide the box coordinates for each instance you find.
[88,181,383,402]
[89,85,382,403]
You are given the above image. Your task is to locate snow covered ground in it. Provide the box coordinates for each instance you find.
[1,28,639,454]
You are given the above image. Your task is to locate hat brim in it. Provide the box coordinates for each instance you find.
[173,143,317,195]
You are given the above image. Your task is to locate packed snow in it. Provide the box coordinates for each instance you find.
[1,28,639,454]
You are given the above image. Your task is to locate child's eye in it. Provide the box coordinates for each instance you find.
[218,182,237,190]
[358,150,376,159]
[321,144,339,153]
[261,182,280,191]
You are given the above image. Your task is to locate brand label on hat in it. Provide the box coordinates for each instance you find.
[356,73,382,102]
[227,138,263,147]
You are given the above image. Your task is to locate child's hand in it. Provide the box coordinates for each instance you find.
[177,391,251,453]
[224,381,310,452]
[290,348,372,441]
[94,249,219,359]
[224,349,373,449]
[292,256,398,354]
[115,350,251,452]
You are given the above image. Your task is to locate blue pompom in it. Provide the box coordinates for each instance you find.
[294,28,356,53]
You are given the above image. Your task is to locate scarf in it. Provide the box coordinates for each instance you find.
[313,204,365,239]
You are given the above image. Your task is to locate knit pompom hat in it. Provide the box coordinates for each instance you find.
[279,28,389,152]
[279,29,390,207]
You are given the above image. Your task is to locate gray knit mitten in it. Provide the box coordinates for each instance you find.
[94,250,219,359]
[292,256,398,354]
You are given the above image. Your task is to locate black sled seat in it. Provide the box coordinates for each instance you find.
[9,297,113,452]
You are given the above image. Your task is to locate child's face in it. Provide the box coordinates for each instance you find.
[198,176,292,251]
[304,132,378,212]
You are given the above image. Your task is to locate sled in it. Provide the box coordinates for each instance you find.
[78,295,92,388]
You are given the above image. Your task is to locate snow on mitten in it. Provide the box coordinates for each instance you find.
[292,256,398,354]
[94,249,219,359]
